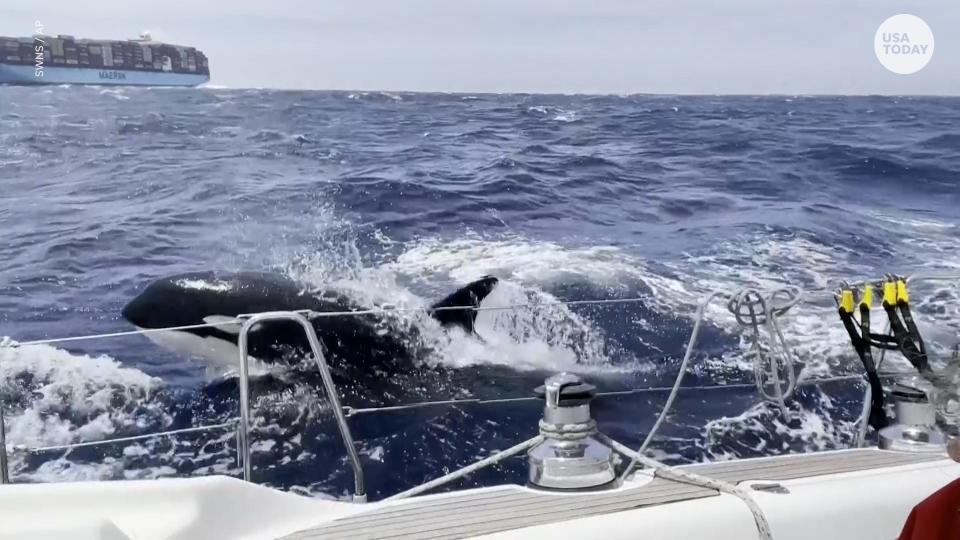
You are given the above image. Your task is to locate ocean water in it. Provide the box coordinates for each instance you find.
[1,87,959,499]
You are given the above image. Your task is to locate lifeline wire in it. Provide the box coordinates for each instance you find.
[8,298,652,347]
[2,274,957,505]
[10,376,863,455]
[344,377,864,417]
[10,273,958,348]
[16,421,239,454]
[6,275,954,460]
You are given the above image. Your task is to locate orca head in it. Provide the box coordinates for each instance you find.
[122,271,308,367]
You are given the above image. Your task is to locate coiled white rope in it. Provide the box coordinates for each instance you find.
[727,287,802,417]
[538,419,597,440]
[620,286,803,481]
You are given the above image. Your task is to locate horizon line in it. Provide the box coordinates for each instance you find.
[5,83,955,98]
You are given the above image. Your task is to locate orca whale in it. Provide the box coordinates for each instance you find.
[121,272,684,443]
[121,271,499,406]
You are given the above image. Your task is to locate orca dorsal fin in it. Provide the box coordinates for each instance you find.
[430,276,499,333]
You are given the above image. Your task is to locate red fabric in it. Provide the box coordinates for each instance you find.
[899,477,960,539]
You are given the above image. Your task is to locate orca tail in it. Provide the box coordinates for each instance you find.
[429,276,499,334]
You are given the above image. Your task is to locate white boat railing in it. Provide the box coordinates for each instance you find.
[1,273,956,498]
[235,311,366,502]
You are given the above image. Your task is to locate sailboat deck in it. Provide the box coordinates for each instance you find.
[284,448,944,540]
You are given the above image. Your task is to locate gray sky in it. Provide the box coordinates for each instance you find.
[4,0,958,94]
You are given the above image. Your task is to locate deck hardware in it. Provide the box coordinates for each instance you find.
[879,384,947,453]
[528,373,616,490]
[237,311,367,502]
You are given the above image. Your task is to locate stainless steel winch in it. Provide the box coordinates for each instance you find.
[879,383,949,453]
[527,373,618,490]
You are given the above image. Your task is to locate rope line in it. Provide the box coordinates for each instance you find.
[598,433,774,540]
[728,287,802,416]
[619,286,807,482]
[635,291,722,460]
[384,435,544,501]
[539,419,597,440]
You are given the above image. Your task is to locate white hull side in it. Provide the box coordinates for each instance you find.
[0,449,956,539]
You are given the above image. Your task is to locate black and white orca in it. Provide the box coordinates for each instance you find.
[122,272,668,441]
[122,271,499,398]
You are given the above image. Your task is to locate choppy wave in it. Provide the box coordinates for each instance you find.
[0,342,167,481]
[1,88,958,498]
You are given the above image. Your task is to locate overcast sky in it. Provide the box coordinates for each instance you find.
[3,0,958,94]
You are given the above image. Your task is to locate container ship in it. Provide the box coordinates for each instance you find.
[0,32,209,87]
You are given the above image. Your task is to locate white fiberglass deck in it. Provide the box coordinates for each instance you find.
[0,448,954,540]
[284,448,949,540]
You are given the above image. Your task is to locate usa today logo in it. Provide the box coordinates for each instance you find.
[874,14,934,74]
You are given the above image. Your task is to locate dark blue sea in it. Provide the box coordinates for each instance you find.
[1,87,959,499]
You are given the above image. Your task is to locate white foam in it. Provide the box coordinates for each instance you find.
[287,230,957,381]
[526,105,579,122]
[288,235,647,370]
[437,280,613,370]
[0,342,167,480]
[387,235,647,288]
[388,234,858,379]
[97,88,130,101]
[865,210,958,232]
[703,388,858,460]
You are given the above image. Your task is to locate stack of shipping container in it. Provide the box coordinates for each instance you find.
[0,34,209,75]
[1,38,24,64]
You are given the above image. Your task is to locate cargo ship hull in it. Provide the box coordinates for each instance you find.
[0,63,208,86]
[2,33,210,87]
